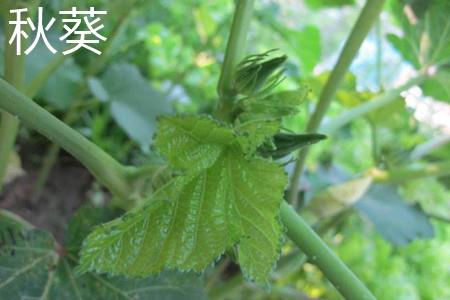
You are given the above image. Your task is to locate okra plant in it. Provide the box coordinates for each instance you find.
[1,0,449,299]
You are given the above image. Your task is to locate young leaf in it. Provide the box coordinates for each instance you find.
[234,50,287,96]
[78,116,287,284]
[235,88,310,154]
[239,88,308,120]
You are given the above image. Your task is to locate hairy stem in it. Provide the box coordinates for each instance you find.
[281,203,376,300]
[0,79,134,199]
[287,0,386,203]
[0,17,26,190]
[216,0,255,121]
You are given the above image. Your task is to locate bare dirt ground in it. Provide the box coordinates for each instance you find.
[0,150,92,241]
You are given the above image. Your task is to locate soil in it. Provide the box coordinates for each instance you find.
[0,150,93,242]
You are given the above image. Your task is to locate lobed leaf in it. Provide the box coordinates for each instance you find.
[78,116,287,284]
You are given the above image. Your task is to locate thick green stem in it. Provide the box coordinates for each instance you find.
[216,0,255,120]
[31,96,90,200]
[281,202,376,300]
[0,79,134,199]
[321,74,427,134]
[0,17,26,190]
[287,0,386,203]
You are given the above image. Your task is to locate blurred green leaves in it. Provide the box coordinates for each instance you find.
[25,34,83,109]
[275,25,321,75]
[308,176,372,218]
[257,13,322,75]
[422,69,450,101]
[305,166,435,245]
[0,209,207,300]
[355,184,434,245]
[388,0,450,68]
[89,63,173,150]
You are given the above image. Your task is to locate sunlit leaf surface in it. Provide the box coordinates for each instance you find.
[78,116,287,284]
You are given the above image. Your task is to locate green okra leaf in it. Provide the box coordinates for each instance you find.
[78,116,287,284]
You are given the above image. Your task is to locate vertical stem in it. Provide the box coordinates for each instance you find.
[281,203,376,300]
[216,0,255,121]
[0,15,26,190]
[287,0,386,203]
